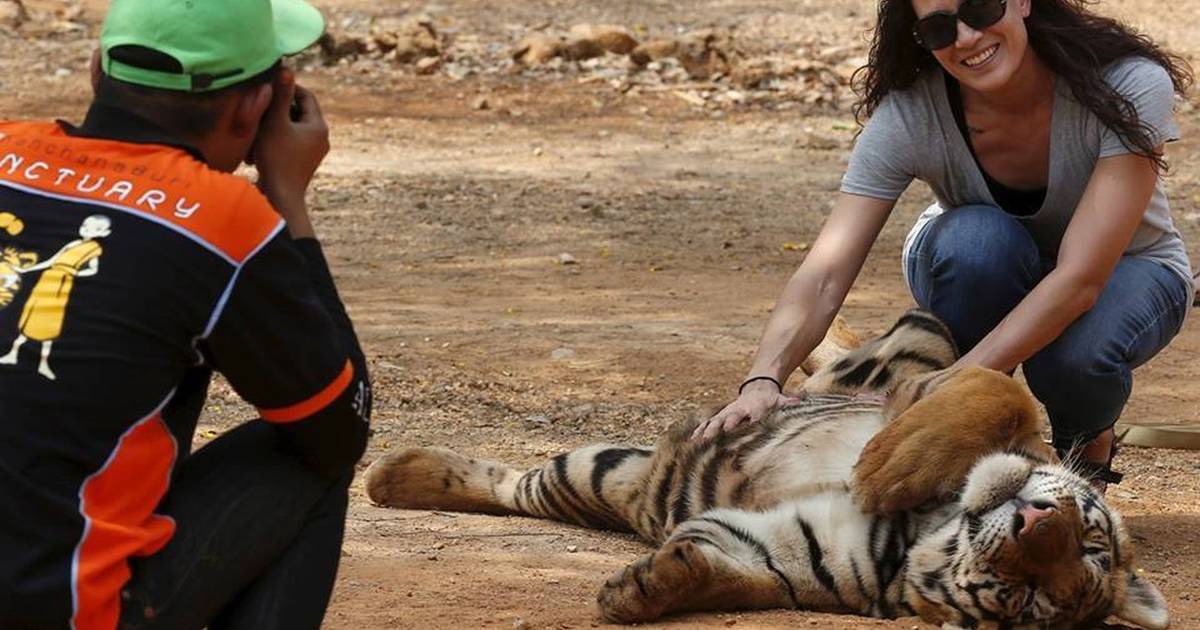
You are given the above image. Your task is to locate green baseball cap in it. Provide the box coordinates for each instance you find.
[100,0,325,92]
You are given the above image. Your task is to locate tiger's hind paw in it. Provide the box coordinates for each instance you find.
[596,539,713,623]
[364,447,515,515]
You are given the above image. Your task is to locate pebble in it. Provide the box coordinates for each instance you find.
[566,545,578,553]
[557,253,577,265]
[525,413,552,427]
[414,57,442,75]
[550,347,576,360]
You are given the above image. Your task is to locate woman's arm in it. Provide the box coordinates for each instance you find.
[956,151,1160,372]
[694,192,895,439]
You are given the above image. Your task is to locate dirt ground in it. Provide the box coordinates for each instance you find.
[4,0,1200,628]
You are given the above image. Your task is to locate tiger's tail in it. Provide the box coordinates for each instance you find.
[364,444,656,532]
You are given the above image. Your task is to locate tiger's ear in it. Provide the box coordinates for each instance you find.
[1113,573,1169,630]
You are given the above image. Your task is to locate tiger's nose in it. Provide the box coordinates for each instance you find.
[1015,501,1058,538]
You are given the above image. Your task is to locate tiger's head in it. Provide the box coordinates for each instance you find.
[905,452,1168,629]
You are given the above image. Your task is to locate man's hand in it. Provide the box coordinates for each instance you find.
[690,380,802,441]
[252,67,329,239]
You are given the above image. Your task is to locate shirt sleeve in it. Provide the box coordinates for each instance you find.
[1099,58,1181,158]
[840,95,917,201]
[202,229,371,476]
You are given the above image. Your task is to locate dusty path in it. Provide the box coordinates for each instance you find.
[3,0,1198,628]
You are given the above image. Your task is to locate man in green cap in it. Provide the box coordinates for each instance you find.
[0,1,371,629]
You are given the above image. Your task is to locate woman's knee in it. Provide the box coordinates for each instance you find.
[921,205,1040,277]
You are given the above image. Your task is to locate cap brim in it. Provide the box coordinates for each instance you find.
[273,0,326,56]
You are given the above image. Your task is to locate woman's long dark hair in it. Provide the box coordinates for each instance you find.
[852,0,1193,172]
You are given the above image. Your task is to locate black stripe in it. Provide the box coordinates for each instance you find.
[536,468,572,521]
[849,557,875,615]
[672,533,725,551]
[551,454,612,529]
[797,517,848,610]
[962,579,1003,621]
[966,512,982,541]
[632,567,651,598]
[870,515,904,618]
[698,517,800,608]
[670,450,702,528]
[519,470,538,512]
[892,349,952,370]
[528,470,549,515]
[870,517,893,598]
[698,436,734,511]
[867,365,894,389]
[651,461,678,536]
[730,421,786,470]
[590,448,638,510]
[838,358,879,388]
[934,578,975,622]
[776,417,827,448]
[894,310,953,341]
[670,543,696,571]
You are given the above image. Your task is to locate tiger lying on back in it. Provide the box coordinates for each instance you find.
[365,310,1168,629]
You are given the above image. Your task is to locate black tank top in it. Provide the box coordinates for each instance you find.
[946,75,1047,217]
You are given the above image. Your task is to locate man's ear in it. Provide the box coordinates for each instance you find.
[231,84,273,139]
[1018,0,1033,18]
[90,48,102,93]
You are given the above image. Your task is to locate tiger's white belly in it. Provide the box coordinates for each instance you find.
[739,406,887,508]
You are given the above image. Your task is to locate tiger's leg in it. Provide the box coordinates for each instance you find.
[364,444,655,532]
[598,505,858,623]
[854,366,1056,513]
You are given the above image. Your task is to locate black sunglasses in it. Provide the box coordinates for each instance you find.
[912,0,1008,51]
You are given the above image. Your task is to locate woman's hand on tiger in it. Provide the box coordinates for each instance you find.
[691,382,800,441]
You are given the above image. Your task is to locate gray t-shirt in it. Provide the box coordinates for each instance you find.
[840,56,1192,294]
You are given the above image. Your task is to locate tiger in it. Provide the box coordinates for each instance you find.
[364,310,1168,629]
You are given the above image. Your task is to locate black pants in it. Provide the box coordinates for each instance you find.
[117,421,351,630]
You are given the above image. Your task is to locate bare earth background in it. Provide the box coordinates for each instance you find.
[3,0,1199,628]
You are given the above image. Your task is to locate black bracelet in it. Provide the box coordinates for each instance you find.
[738,376,782,395]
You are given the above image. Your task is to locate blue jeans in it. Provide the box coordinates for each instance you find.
[905,205,1190,452]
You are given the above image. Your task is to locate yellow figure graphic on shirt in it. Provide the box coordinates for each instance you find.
[0,215,111,381]
[0,211,39,308]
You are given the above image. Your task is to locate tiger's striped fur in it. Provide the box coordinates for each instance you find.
[365,310,1167,629]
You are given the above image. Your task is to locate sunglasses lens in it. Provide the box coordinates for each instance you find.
[914,13,958,50]
[960,0,1006,30]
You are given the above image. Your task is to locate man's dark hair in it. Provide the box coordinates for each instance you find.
[95,45,283,140]
[852,0,1193,174]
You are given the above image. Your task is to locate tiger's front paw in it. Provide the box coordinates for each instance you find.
[854,367,1041,514]
[853,413,960,514]
[596,539,713,623]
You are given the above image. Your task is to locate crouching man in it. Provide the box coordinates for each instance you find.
[0,1,371,628]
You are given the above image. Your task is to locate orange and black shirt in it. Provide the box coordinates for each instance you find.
[0,105,371,630]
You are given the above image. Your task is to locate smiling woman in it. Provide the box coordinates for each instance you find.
[698,0,1195,494]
